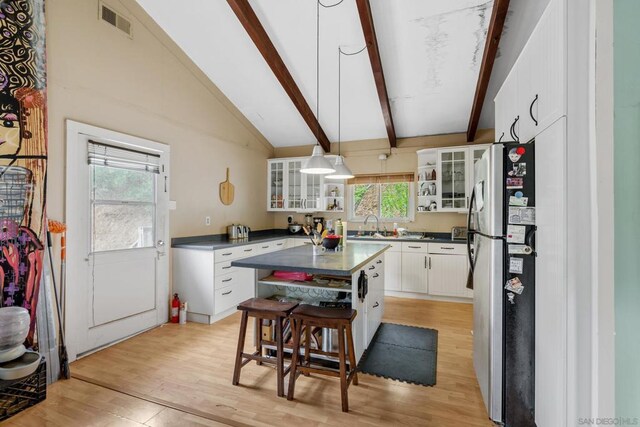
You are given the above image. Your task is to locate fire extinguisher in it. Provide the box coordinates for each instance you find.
[171,293,180,323]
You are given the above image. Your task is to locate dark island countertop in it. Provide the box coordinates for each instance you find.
[171,229,465,251]
[231,243,390,277]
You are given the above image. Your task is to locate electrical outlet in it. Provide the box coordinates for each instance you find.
[287,215,293,223]
[205,216,211,226]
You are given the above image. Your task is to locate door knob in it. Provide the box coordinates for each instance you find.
[157,240,165,247]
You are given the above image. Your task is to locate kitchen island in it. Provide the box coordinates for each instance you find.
[232,243,390,361]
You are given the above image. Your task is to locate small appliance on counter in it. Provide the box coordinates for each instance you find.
[451,226,468,240]
[227,224,250,240]
[288,223,302,234]
[304,214,313,228]
[288,215,302,234]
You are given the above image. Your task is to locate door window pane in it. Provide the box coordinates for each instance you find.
[91,165,156,252]
[92,165,154,202]
[91,204,154,251]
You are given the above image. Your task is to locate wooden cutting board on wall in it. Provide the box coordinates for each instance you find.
[220,168,235,205]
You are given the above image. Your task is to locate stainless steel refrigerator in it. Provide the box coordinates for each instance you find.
[467,142,536,426]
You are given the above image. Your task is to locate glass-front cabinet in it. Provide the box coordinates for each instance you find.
[287,160,303,210]
[268,160,286,211]
[438,148,468,212]
[415,145,490,214]
[304,173,322,211]
[267,158,325,212]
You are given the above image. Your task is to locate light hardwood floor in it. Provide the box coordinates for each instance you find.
[6,297,492,426]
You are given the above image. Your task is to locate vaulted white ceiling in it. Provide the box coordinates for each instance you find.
[136,0,493,147]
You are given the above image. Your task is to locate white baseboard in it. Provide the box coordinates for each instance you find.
[384,290,472,304]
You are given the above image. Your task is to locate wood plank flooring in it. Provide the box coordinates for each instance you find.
[6,297,492,426]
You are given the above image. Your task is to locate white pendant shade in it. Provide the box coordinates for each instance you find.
[325,155,354,179]
[301,145,335,174]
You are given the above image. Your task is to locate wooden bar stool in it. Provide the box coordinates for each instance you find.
[287,304,358,412]
[232,298,299,397]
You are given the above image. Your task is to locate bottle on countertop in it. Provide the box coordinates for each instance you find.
[393,222,398,237]
[335,218,343,246]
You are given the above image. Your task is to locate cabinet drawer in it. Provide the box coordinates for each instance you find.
[402,242,429,253]
[272,240,288,250]
[428,243,466,255]
[214,280,254,315]
[214,286,238,314]
[214,244,258,262]
[214,270,249,290]
[364,257,383,274]
[214,260,240,276]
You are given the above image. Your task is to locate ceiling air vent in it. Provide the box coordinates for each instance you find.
[100,2,132,38]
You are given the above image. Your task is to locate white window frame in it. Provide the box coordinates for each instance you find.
[347,182,415,223]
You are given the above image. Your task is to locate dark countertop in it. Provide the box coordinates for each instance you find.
[171,230,291,250]
[231,243,390,277]
[171,229,466,251]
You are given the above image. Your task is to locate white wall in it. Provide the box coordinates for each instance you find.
[46,0,275,239]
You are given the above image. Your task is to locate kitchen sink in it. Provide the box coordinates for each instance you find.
[350,233,434,240]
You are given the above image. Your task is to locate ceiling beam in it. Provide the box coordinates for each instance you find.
[227,0,331,152]
[355,0,397,148]
[466,0,510,142]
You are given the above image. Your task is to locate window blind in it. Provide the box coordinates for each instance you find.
[88,140,161,174]
[347,173,414,185]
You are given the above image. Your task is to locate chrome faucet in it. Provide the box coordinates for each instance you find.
[364,214,380,235]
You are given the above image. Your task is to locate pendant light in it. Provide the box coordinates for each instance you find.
[326,46,355,180]
[301,0,335,175]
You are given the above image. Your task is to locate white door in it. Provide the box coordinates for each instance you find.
[66,121,169,360]
[534,118,567,427]
[427,254,469,297]
[384,250,401,291]
[400,252,427,293]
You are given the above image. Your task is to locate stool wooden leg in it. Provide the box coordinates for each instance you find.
[346,323,358,386]
[303,323,311,375]
[255,317,263,366]
[275,316,284,397]
[337,324,349,412]
[232,311,249,386]
[287,318,302,401]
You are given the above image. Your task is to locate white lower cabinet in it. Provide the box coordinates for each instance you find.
[172,240,289,324]
[364,256,385,345]
[427,254,472,298]
[383,241,471,300]
[383,242,401,292]
[400,252,428,293]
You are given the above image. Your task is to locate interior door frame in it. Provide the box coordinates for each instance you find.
[65,120,170,361]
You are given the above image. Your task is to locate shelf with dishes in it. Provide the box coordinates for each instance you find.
[323,182,344,212]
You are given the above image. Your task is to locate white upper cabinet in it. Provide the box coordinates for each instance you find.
[267,159,286,211]
[286,159,304,211]
[495,0,566,143]
[267,157,335,213]
[417,144,489,214]
[496,66,520,143]
[438,147,469,212]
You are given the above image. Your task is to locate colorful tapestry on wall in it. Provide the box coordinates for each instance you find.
[0,0,47,347]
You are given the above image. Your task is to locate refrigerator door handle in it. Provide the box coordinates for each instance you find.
[466,186,477,273]
[526,225,538,256]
